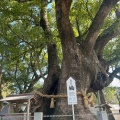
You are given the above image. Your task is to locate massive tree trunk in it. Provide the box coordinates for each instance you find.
[49,0,119,120]
[31,0,119,120]
[51,0,97,120]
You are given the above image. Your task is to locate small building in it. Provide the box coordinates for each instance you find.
[0,93,36,120]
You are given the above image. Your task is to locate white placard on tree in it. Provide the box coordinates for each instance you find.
[66,77,77,105]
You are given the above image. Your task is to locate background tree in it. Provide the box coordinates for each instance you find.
[104,87,118,104]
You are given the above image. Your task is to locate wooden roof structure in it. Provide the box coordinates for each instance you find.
[0,93,36,120]
[0,93,35,102]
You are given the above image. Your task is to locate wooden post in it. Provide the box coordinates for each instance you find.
[97,91,101,111]
[27,99,30,120]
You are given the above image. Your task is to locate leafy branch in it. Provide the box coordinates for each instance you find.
[95,19,120,57]
[84,0,119,52]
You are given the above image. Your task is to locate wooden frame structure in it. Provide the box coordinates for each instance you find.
[0,93,36,120]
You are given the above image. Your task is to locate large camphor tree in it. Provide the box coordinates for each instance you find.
[36,0,120,120]
[32,0,120,119]
[0,0,120,120]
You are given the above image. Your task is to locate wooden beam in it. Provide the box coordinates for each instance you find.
[27,99,30,120]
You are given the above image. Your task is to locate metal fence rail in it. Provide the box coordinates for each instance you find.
[43,113,120,120]
[0,115,34,120]
[43,114,97,117]
[43,114,98,119]
[0,112,119,120]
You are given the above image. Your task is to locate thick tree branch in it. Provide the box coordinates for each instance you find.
[114,74,120,79]
[36,1,60,114]
[34,51,46,81]
[108,72,120,79]
[84,0,119,52]
[109,67,120,82]
[40,1,51,33]
[40,1,60,94]
[43,43,60,94]
[55,0,75,43]
[94,19,120,57]
[93,67,120,90]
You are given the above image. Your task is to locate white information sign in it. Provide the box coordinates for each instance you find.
[66,77,77,105]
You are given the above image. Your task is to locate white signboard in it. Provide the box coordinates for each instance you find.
[66,77,77,105]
